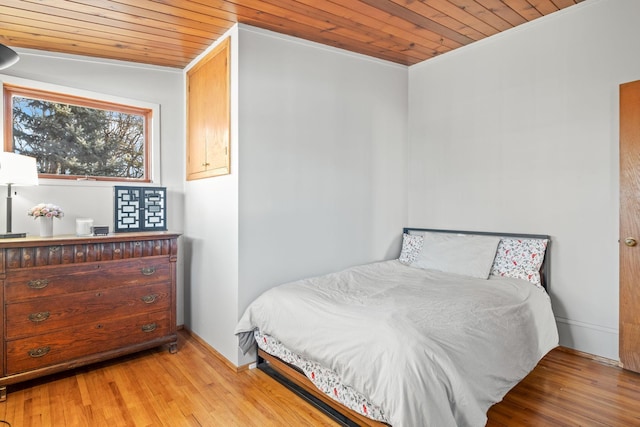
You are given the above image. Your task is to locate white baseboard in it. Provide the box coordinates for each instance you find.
[555,316,619,361]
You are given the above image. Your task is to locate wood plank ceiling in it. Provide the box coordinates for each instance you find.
[1,0,585,69]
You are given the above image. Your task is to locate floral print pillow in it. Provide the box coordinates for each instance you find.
[491,238,549,287]
[398,233,423,264]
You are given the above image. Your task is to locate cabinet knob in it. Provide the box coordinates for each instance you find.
[141,294,158,304]
[141,267,156,276]
[141,323,157,333]
[28,279,49,289]
[28,346,51,358]
[28,311,50,323]
[625,237,637,247]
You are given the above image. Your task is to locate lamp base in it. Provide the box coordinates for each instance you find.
[0,232,27,239]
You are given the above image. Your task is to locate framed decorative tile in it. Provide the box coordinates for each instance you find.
[114,186,167,232]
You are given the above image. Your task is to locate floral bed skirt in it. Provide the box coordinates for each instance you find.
[254,330,388,423]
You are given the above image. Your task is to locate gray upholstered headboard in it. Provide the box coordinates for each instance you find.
[403,227,551,290]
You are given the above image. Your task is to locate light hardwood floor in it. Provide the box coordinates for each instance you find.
[0,330,639,426]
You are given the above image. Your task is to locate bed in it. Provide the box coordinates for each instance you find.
[235,228,559,426]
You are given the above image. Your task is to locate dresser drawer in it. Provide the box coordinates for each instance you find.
[5,282,171,340]
[5,258,170,302]
[5,311,171,375]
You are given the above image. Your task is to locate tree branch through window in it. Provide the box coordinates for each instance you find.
[4,84,151,182]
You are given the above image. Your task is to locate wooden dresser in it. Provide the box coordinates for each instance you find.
[0,231,179,400]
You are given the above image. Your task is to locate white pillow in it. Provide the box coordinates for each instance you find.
[411,232,501,279]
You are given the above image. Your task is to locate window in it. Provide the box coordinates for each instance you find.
[3,84,153,182]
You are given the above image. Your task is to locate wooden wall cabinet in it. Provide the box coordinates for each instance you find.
[186,37,231,181]
[0,232,179,400]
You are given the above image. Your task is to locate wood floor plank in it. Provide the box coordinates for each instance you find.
[0,331,639,426]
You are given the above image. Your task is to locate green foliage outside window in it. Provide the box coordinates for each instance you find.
[11,96,146,180]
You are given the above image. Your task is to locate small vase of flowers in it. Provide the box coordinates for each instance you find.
[28,203,64,237]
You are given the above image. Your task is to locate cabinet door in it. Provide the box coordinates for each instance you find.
[187,37,230,180]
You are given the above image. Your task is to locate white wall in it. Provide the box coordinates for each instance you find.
[236,26,408,364]
[183,25,408,366]
[408,0,640,359]
[183,26,241,366]
[0,49,186,324]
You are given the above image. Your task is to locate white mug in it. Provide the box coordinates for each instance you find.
[76,218,94,236]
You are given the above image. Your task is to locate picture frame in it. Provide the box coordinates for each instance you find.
[114,186,167,232]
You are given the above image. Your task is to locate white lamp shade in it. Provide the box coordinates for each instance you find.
[0,152,39,186]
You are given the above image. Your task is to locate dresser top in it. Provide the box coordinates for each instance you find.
[0,231,181,249]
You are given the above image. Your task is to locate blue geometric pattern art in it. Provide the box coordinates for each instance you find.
[114,186,167,232]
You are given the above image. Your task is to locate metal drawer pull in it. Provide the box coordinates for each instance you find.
[28,311,50,323]
[28,279,49,289]
[141,267,156,276]
[28,346,50,358]
[141,323,157,333]
[141,294,158,304]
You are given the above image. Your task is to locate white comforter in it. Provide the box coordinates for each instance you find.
[235,260,558,426]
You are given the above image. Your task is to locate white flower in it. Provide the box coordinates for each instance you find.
[28,203,64,219]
